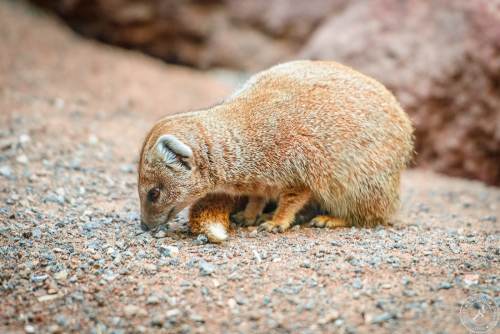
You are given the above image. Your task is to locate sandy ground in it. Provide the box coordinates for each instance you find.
[1,2,499,334]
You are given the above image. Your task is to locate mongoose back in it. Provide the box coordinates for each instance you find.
[138,60,414,243]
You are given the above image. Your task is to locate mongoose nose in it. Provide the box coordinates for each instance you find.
[140,222,150,232]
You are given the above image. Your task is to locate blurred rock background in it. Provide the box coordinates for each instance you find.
[31,0,500,186]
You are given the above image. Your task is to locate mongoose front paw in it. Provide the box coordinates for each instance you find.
[309,215,350,228]
[231,211,258,227]
[258,221,290,233]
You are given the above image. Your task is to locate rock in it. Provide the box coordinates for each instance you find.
[16,154,29,165]
[318,309,340,325]
[88,134,98,145]
[119,163,134,173]
[300,259,311,268]
[123,305,146,317]
[463,274,479,287]
[199,261,216,276]
[403,289,417,297]
[227,298,237,309]
[253,250,262,263]
[103,270,116,281]
[480,215,497,223]
[438,282,452,290]
[31,274,48,283]
[151,315,164,327]
[352,278,363,290]
[159,245,179,258]
[136,250,147,259]
[44,193,65,205]
[53,98,65,110]
[54,270,68,280]
[302,0,500,186]
[32,0,304,71]
[24,325,36,333]
[154,230,167,238]
[366,312,393,324]
[0,165,12,177]
[19,134,31,145]
[127,211,140,222]
[143,263,157,273]
[55,315,68,327]
[194,234,209,245]
[146,295,160,305]
[31,226,43,240]
[22,230,32,238]
[165,308,181,319]
[38,294,60,302]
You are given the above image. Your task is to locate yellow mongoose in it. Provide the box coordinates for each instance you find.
[138,60,414,243]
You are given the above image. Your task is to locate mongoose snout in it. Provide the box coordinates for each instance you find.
[138,60,414,242]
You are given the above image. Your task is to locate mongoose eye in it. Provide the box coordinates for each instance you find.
[147,187,161,202]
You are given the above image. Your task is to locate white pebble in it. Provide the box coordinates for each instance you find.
[16,154,28,165]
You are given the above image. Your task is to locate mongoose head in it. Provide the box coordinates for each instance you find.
[138,128,207,230]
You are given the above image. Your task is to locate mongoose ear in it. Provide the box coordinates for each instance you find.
[156,134,193,168]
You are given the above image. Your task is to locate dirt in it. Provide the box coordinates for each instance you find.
[1,2,498,334]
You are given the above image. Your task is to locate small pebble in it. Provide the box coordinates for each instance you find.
[16,154,29,165]
[88,134,98,145]
[143,263,157,273]
[438,282,452,290]
[199,261,215,276]
[352,278,363,290]
[367,312,393,324]
[155,230,167,238]
[24,325,35,334]
[151,315,164,327]
[301,260,311,268]
[194,234,208,244]
[318,309,340,325]
[19,134,31,145]
[123,305,146,317]
[463,274,479,287]
[165,308,181,319]
[146,295,160,305]
[31,274,48,283]
[0,165,12,177]
[119,164,135,173]
[54,270,68,281]
[159,245,179,258]
[480,215,497,223]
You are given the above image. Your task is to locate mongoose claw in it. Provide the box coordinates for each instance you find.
[309,216,350,229]
[309,217,326,228]
[258,221,289,233]
[257,221,274,232]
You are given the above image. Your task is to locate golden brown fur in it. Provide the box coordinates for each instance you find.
[138,60,414,242]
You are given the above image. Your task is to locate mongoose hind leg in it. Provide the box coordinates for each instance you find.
[189,193,236,243]
[258,190,310,233]
[231,196,267,226]
[310,215,351,228]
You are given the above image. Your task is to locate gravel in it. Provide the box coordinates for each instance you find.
[1,2,498,333]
